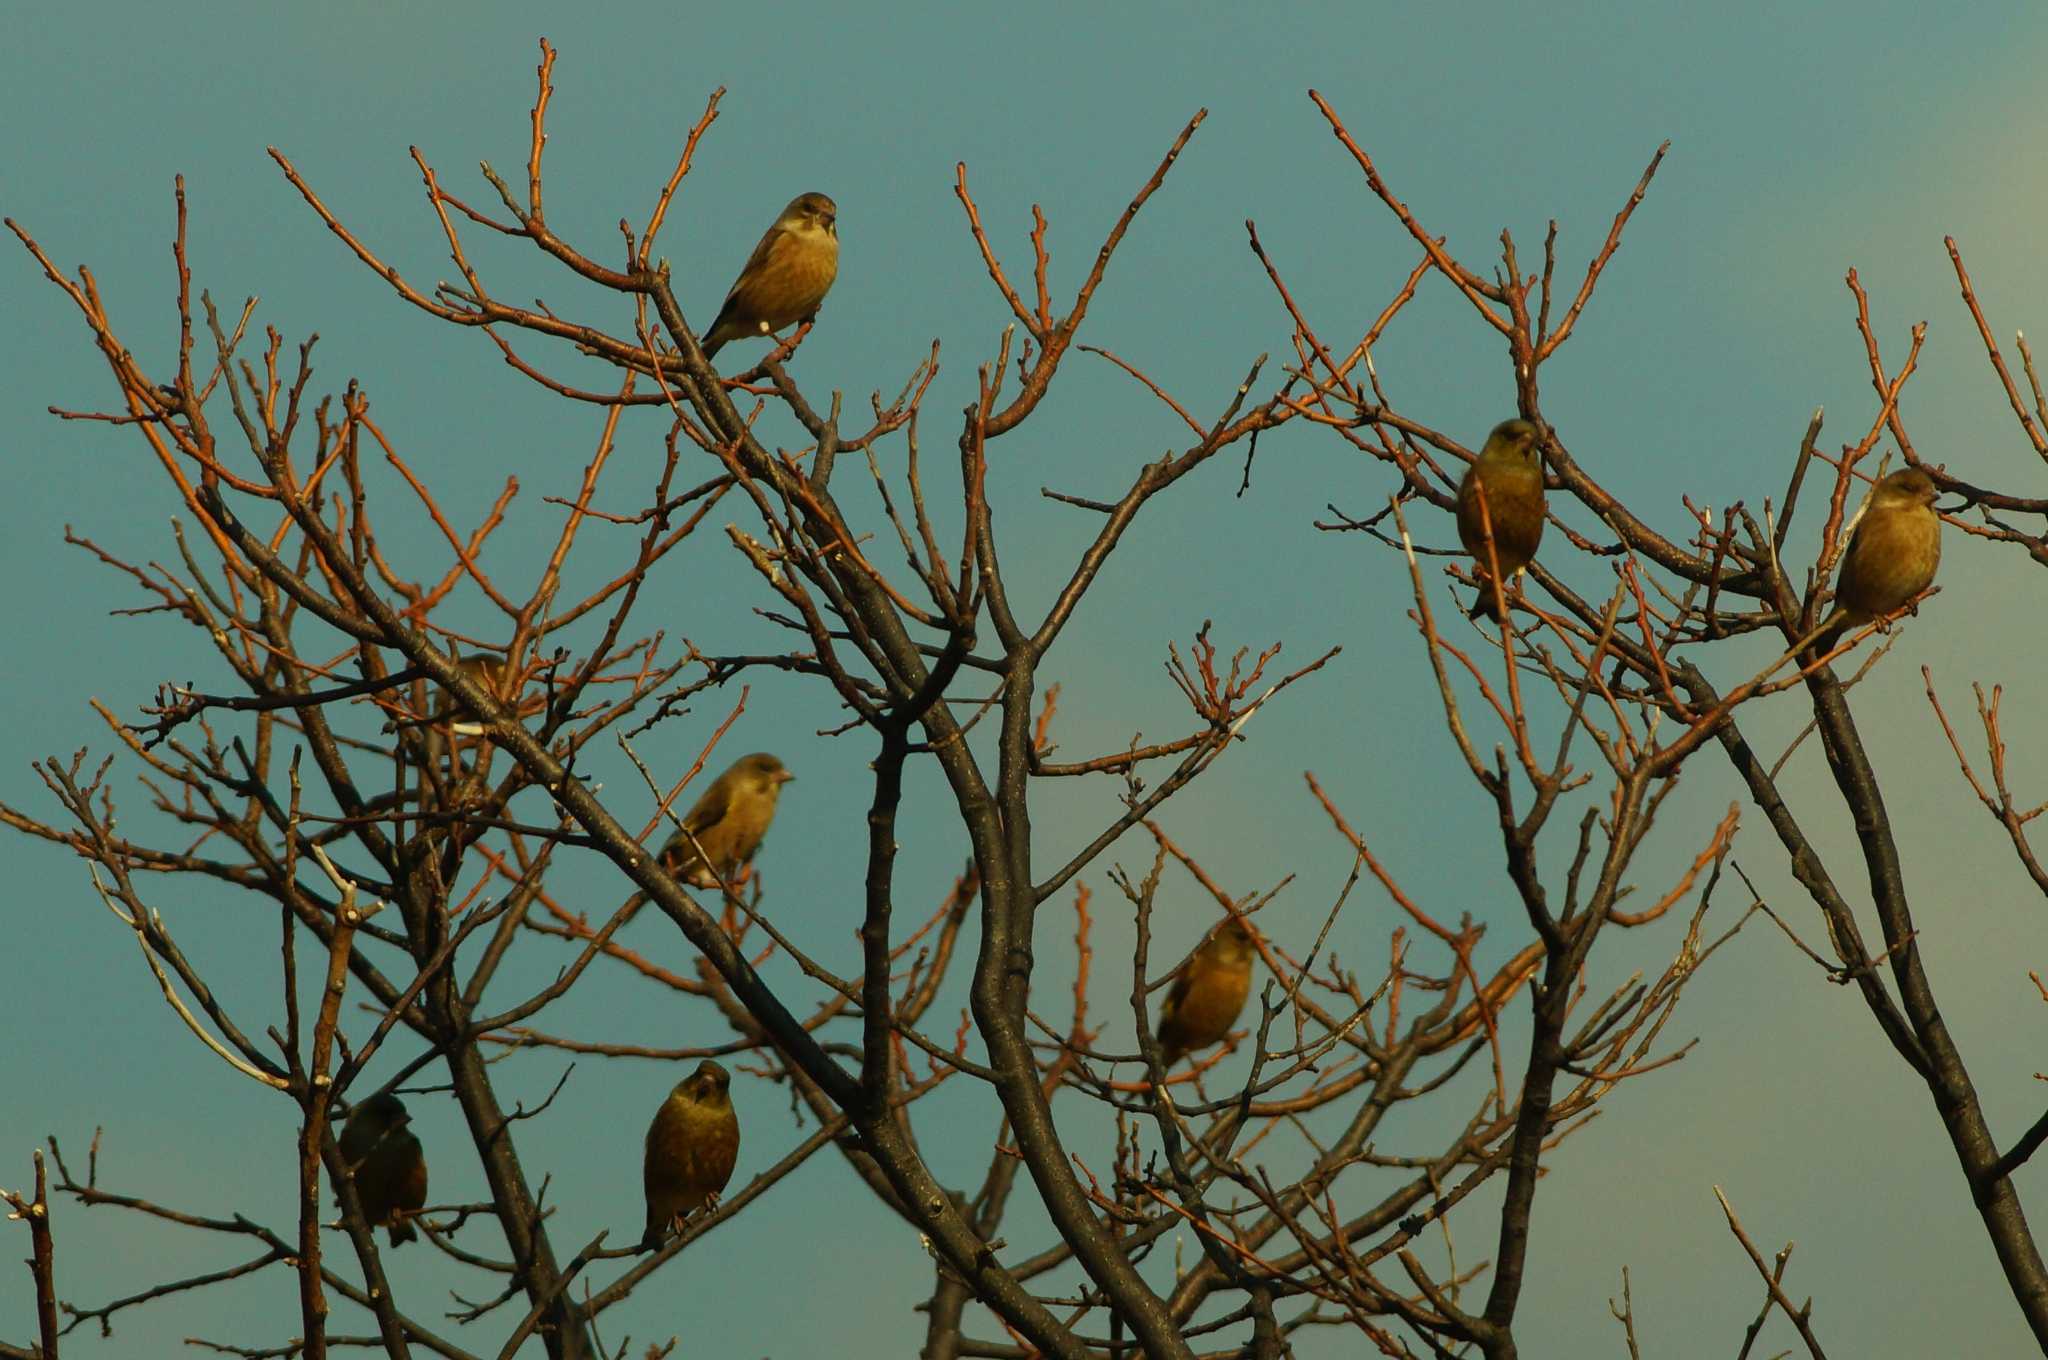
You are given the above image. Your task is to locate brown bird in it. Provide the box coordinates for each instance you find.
[659,753,794,890]
[642,1060,740,1252]
[1455,419,1547,622]
[338,1092,428,1247]
[700,192,839,361]
[1809,466,1943,654]
[435,652,510,738]
[1155,917,1258,1068]
[418,652,513,804]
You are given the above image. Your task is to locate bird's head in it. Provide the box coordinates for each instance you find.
[682,1060,732,1106]
[1215,917,1256,960]
[734,752,795,799]
[1873,466,1939,509]
[456,653,506,689]
[1480,418,1542,472]
[352,1092,411,1133]
[782,192,837,239]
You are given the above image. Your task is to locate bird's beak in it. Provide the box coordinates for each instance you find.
[776,771,796,784]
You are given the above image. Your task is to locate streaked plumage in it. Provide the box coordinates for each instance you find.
[701,193,838,360]
[1155,918,1257,1067]
[1455,419,1547,622]
[338,1092,428,1247]
[1810,466,1943,654]
[431,652,510,744]
[642,1060,740,1252]
[659,753,794,890]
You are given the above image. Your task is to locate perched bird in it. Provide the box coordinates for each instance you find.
[659,753,794,890]
[700,192,839,361]
[1455,419,1547,622]
[381,652,507,742]
[642,1060,741,1252]
[1809,466,1943,655]
[435,652,510,738]
[1155,917,1258,1068]
[338,1092,428,1247]
[418,653,512,804]
[421,647,512,753]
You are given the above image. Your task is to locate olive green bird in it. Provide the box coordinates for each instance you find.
[701,192,839,361]
[659,753,794,890]
[1807,466,1943,655]
[1455,419,1547,622]
[642,1060,741,1252]
[1155,917,1257,1068]
[338,1092,428,1247]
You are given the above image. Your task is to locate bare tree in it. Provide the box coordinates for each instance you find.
[7,39,2048,1360]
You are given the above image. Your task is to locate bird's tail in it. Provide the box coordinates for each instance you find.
[1467,574,1508,623]
[1807,615,1845,658]
[640,1216,667,1253]
[1799,607,1857,661]
[699,301,737,362]
[388,1220,417,1247]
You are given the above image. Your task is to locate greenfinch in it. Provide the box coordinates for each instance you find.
[701,193,838,361]
[1809,467,1943,654]
[1455,419,1547,622]
[1155,918,1257,1068]
[659,753,794,890]
[642,1060,740,1252]
[338,1092,427,1247]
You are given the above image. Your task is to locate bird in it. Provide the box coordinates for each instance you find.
[700,192,839,361]
[338,1092,428,1247]
[658,753,794,890]
[435,652,510,738]
[1808,466,1943,655]
[381,652,507,742]
[1154,917,1258,1068]
[418,653,512,803]
[642,1060,740,1252]
[1455,419,1547,622]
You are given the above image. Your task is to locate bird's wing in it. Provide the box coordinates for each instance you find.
[680,777,736,836]
[730,225,788,299]
[1842,513,1873,563]
[708,226,790,331]
[1158,963,1195,1028]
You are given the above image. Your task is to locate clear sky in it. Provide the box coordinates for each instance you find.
[6,2,2048,1356]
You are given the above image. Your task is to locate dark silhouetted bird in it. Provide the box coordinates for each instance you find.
[338,1092,427,1247]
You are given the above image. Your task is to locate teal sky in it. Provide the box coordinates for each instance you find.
[6,3,2048,1356]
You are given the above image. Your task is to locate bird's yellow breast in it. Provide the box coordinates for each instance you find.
[1838,505,1940,618]
[735,226,839,333]
[645,1091,740,1211]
